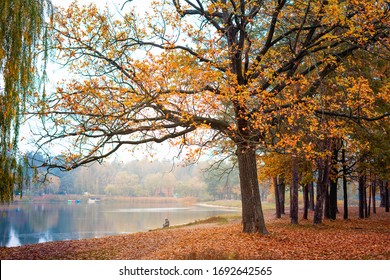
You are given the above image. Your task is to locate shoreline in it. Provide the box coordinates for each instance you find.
[1,199,244,249]
[1,207,389,260]
[195,202,241,210]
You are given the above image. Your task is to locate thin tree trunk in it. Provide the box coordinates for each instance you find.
[342,148,348,220]
[303,183,309,219]
[309,181,315,211]
[291,154,299,224]
[386,181,389,213]
[289,186,292,219]
[273,176,281,218]
[372,177,376,214]
[324,184,330,220]
[329,146,338,220]
[380,180,386,207]
[328,184,335,218]
[364,179,368,218]
[368,178,371,217]
[280,176,286,215]
[236,145,268,234]
[359,172,366,219]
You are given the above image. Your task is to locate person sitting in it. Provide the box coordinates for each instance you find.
[163,218,170,228]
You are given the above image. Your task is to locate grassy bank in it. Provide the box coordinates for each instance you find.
[204,200,275,210]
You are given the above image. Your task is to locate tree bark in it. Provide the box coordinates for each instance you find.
[380,180,385,207]
[236,145,268,234]
[364,179,368,218]
[368,177,371,217]
[342,148,348,220]
[372,177,376,214]
[279,176,286,215]
[386,181,389,213]
[303,183,309,220]
[324,184,330,219]
[290,154,299,224]
[358,172,366,219]
[314,156,330,225]
[273,176,281,218]
[329,179,338,219]
[309,181,315,211]
[329,146,339,220]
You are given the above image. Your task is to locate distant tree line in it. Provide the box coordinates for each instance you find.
[23,149,389,217]
[23,152,243,201]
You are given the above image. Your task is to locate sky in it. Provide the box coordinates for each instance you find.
[20,0,183,163]
[21,0,218,164]
[51,0,152,13]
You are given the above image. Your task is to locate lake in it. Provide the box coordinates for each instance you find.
[0,199,239,247]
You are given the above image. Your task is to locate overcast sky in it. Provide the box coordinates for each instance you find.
[20,0,179,162]
[51,0,152,13]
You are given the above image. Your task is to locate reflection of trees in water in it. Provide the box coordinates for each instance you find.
[0,210,12,246]
[28,204,59,232]
[0,204,60,247]
[1,201,239,246]
[1,208,34,246]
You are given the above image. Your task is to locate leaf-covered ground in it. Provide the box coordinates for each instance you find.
[1,208,389,260]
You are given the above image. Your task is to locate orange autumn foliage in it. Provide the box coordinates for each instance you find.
[31,0,390,234]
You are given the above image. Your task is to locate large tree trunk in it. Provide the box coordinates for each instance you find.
[314,156,330,225]
[237,145,268,234]
[290,154,299,224]
[314,160,324,224]
[273,176,281,218]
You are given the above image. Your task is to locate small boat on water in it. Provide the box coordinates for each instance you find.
[67,199,81,204]
[87,198,101,204]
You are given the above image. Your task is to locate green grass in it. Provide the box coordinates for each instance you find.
[181,216,230,226]
[204,200,242,207]
[204,200,275,210]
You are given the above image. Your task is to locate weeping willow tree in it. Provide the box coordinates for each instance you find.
[0,0,52,203]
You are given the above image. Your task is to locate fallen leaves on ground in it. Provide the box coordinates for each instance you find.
[1,208,389,260]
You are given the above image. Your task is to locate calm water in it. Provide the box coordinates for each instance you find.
[0,200,239,247]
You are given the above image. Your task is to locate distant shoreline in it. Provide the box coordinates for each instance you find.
[1,195,199,205]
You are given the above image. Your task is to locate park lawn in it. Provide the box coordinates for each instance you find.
[0,207,389,260]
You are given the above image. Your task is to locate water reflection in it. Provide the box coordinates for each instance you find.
[0,201,239,247]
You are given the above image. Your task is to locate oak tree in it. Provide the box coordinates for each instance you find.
[35,0,389,233]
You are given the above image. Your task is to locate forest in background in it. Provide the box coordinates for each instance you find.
[23,152,242,200]
[21,150,389,215]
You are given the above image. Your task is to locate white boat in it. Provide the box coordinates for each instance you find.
[88,198,100,204]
